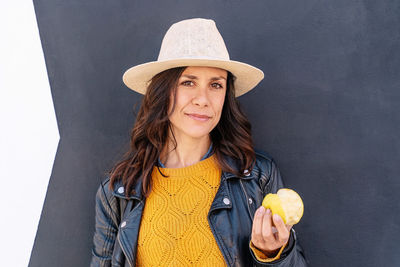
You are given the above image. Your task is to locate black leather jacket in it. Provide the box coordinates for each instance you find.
[90,150,308,266]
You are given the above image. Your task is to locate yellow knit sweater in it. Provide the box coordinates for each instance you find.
[135,154,284,266]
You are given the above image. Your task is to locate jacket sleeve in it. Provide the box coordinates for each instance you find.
[90,181,120,267]
[249,158,309,267]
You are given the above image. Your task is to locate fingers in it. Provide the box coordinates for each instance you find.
[272,214,290,244]
[261,208,275,243]
[251,206,265,243]
[251,206,292,252]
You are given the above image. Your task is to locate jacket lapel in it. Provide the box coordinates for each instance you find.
[207,157,256,266]
[113,178,145,267]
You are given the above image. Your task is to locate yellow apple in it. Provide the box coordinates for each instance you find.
[262,188,304,225]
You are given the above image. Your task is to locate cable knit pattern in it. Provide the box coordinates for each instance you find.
[135,154,227,266]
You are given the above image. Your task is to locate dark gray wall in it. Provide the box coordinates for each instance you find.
[30,0,400,266]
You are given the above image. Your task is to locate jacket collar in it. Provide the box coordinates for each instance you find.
[221,154,257,180]
[112,176,144,201]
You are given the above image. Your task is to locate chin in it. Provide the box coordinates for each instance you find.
[183,127,214,139]
[186,131,212,140]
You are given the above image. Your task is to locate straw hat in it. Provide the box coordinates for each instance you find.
[122,18,264,97]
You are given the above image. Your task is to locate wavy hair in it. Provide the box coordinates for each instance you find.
[109,66,255,197]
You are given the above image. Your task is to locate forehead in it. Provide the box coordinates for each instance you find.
[181,66,228,77]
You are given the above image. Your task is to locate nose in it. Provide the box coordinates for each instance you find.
[191,85,210,107]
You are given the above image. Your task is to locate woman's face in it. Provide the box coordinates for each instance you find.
[168,66,228,141]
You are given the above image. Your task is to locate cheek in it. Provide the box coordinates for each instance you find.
[169,90,189,118]
[212,98,226,124]
[216,94,226,114]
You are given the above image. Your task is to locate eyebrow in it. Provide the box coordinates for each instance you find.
[181,74,227,81]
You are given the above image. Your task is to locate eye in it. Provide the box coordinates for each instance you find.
[181,80,194,86]
[211,82,223,89]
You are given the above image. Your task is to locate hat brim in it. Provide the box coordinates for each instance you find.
[122,58,264,97]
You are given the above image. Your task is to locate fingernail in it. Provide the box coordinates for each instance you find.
[266,209,271,215]
[259,206,265,214]
[273,214,280,221]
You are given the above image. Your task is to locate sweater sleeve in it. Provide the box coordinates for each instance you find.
[249,240,287,262]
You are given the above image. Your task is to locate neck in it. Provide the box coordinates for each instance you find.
[160,134,211,168]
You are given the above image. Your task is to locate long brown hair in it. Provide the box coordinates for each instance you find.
[109,66,255,197]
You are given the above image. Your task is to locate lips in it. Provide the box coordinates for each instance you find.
[186,113,211,121]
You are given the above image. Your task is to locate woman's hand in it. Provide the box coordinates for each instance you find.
[251,206,292,257]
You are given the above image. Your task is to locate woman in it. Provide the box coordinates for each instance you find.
[90,18,307,267]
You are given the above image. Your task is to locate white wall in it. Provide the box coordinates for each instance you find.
[0,1,60,266]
